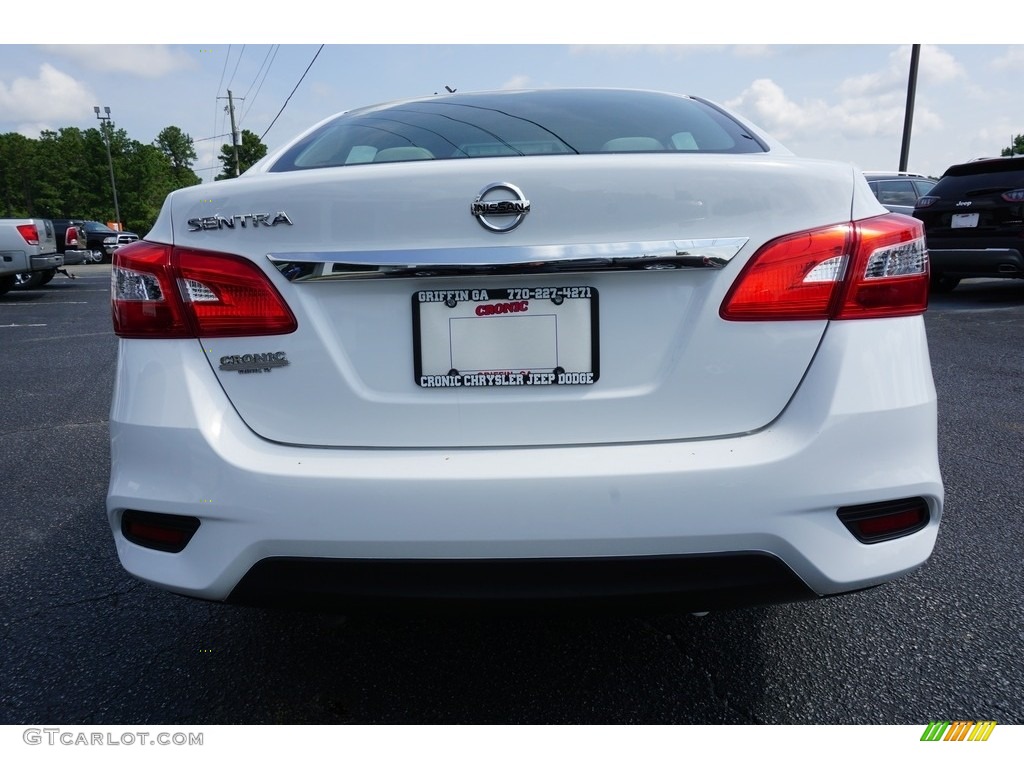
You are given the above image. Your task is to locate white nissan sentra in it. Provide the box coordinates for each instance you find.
[107,88,943,611]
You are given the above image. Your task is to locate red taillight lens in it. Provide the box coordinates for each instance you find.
[719,224,851,321]
[111,241,297,338]
[16,223,39,245]
[65,227,79,247]
[720,213,929,322]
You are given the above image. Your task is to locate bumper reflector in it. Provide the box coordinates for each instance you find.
[837,498,929,544]
[121,510,200,553]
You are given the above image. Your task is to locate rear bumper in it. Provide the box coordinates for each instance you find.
[60,249,91,266]
[30,252,63,270]
[229,553,817,613]
[107,317,943,606]
[928,246,1024,278]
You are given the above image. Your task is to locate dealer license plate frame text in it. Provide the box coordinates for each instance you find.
[412,286,599,388]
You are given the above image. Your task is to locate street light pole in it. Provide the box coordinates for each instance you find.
[898,45,921,173]
[94,106,122,230]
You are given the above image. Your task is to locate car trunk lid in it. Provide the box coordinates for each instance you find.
[168,154,857,448]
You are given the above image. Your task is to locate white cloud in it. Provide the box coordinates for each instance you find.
[569,44,775,59]
[726,76,943,145]
[12,122,54,139]
[500,75,531,90]
[917,45,965,84]
[990,46,1024,70]
[725,78,823,139]
[0,63,96,129]
[39,44,197,77]
[839,45,963,99]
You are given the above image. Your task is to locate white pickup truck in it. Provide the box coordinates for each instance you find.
[0,218,62,294]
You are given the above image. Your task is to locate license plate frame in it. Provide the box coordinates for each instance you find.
[412,286,599,388]
[951,212,979,229]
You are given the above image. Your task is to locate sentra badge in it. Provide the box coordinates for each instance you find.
[188,212,294,232]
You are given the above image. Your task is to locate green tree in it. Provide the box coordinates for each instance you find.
[1000,134,1024,157]
[1,120,207,234]
[155,125,201,188]
[0,133,38,217]
[215,129,267,180]
[32,127,107,219]
[118,140,176,232]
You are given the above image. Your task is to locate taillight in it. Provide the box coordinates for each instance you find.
[1002,189,1024,203]
[720,213,929,321]
[65,227,79,247]
[111,241,297,338]
[16,223,39,245]
[914,196,939,209]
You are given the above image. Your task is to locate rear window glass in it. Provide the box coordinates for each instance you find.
[270,90,766,172]
[84,221,118,234]
[933,157,1024,197]
[871,180,920,207]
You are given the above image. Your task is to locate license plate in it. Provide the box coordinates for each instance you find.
[413,287,599,388]
[951,213,979,228]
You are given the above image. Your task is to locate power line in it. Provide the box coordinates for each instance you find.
[209,46,233,183]
[242,45,276,102]
[226,44,246,92]
[260,45,323,142]
[240,45,280,126]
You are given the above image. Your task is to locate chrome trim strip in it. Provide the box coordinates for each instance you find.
[268,239,748,282]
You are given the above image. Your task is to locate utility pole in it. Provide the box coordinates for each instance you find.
[899,45,921,173]
[94,105,122,230]
[227,90,241,178]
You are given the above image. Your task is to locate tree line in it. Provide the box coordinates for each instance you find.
[1002,135,1024,157]
[0,125,267,235]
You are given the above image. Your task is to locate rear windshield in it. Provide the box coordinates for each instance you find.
[84,221,118,234]
[270,90,767,172]
[933,157,1024,197]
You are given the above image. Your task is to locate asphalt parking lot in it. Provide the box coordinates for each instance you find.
[1,266,1022,725]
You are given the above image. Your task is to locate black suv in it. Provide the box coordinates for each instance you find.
[913,156,1024,292]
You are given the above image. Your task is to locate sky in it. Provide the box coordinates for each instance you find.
[2,10,1022,183]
